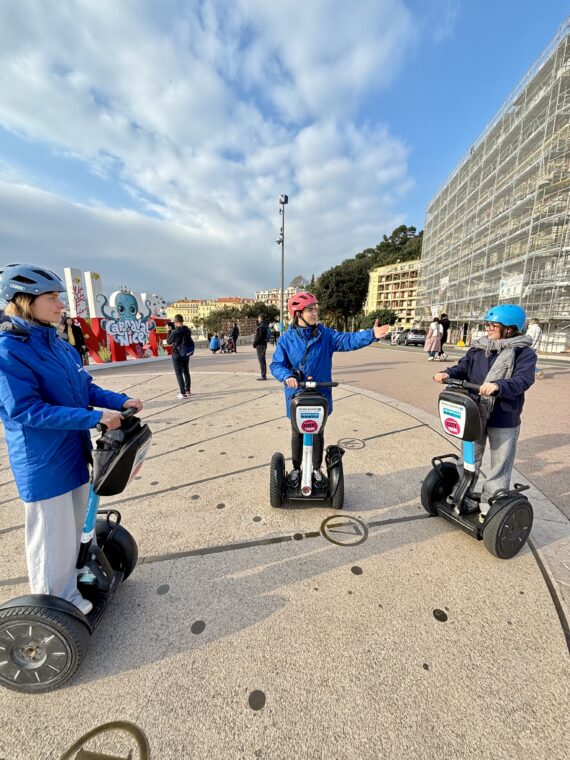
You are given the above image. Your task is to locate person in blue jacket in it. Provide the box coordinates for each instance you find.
[0,264,143,615]
[433,304,535,522]
[270,291,389,487]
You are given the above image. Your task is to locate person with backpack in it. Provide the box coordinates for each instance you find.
[253,314,270,380]
[270,292,389,486]
[167,314,194,399]
[432,304,535,522]
[0,264,142,615]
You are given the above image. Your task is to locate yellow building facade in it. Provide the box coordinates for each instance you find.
[365,260,421,328]
[166,297,254,328]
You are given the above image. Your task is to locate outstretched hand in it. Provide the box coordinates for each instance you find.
[373,320,391,340]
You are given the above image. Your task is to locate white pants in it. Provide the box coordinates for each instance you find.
[24,483,90,607]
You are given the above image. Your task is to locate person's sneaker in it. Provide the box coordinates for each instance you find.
[75,597,93,616]
[440,353,448,361]
[257,377,267,381]
[185,391,192,397]
[313,469,325,487]
[176,393,186,399]
[288,469,300,487]
[427,357,434,361]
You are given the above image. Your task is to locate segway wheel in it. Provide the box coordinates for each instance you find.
[96,521,139,581]
[329,460,345,510]
[420,462,459,515]
[0,606,90,693]
[483,497,533,559]
[270,452,285,508]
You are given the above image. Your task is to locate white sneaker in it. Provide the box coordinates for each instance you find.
[441,353,448,360]
[75,597,93,615]
[427,357,434,361]
[176,393,186,399]
[313,469,324,486]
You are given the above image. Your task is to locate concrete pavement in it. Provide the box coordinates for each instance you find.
[0,351,568,759]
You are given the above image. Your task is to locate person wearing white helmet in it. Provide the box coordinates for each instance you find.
[433,303,536,522]
[0,264,143,615]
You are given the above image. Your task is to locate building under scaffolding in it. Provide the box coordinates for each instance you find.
[418,18,570,351]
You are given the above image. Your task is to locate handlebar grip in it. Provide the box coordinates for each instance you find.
[97,405,138,432]
[297,381,339,388]
[443,378,482,393]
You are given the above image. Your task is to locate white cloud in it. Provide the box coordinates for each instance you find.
[0,0,418,299]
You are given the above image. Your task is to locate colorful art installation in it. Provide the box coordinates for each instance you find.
[64,268,172,364]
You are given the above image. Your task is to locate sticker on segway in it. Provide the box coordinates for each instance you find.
[295,405,324,434]
[439,400,466,438]
[320,515,369,546]
[59,720,150,759]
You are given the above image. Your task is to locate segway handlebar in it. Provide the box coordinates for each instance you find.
[96,405,138,433]
[442,378,481,393]
[298,380,339,389]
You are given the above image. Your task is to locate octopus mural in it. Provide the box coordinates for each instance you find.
[97,290,156,347]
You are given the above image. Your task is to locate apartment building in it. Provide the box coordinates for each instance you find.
[418,18,570,351]
[365,260,421,328]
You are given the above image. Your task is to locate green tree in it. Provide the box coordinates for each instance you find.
[240,302,279,322]
[314,258,370,330]
[367,225,423,270]
[362,309,399,329]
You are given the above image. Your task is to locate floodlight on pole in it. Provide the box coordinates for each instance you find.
[278,194,288,332]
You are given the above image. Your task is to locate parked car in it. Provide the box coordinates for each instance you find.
[398,328,426,346]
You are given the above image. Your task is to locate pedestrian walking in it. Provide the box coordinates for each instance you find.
[438,312,450,360]
[424,316,443,360]
[231,322,240,352]
[525,318,544,378]
[167,314,194,399]
[433,304,535,522]
[253,314,270,380]
[0,263,143,615]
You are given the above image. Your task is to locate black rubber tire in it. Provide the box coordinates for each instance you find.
[270,452,285,508]
[420,462,459,515]
[483,498,533,559]
[0,606,90,693]
[96,521,138,581]
[330,461,345,509]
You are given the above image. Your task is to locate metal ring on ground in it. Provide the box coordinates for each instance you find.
[320,515,369,546]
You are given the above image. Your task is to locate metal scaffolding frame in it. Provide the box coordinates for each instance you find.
[418,17,570,351]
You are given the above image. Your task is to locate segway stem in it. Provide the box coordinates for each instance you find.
[76,486,100,569]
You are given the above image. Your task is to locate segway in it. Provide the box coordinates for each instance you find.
[270,380,345,509]
[0,408,151,693]
[421,378,533,559]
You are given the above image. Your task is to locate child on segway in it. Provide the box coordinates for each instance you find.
[270,292,389,490]
[432,304,535,523]
[0,264,143,616]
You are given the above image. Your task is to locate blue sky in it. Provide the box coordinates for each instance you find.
[0,1,567,300]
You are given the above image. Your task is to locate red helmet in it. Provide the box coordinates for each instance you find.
[287,291,318,317]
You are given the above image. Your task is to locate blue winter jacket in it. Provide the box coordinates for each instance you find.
[270,324,376,417]
[445,345,536,428]
[0,318,128,502]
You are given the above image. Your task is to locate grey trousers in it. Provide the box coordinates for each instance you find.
[473,426,521,512]
[24,483,90,607]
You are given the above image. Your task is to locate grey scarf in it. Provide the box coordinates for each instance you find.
[470,334,532,425]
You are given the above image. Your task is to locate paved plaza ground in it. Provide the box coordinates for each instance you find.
[0,342,568,759]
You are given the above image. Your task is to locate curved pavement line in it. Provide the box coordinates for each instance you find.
[338,381,570,653]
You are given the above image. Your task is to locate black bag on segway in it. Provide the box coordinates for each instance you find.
[92,415,152,496]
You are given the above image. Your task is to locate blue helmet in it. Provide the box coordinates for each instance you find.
[0,263,65,304]
[483,304,526,332]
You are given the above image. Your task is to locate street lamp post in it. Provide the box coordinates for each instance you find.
[277,194,288,332]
